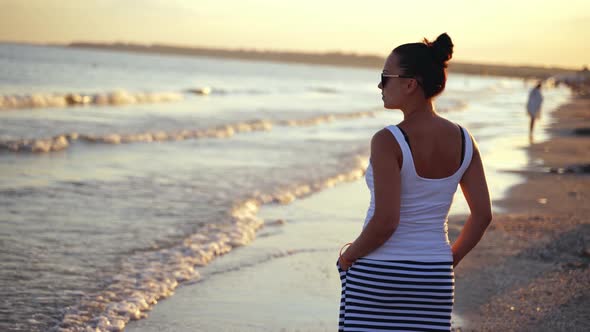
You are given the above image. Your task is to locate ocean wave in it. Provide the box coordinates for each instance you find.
[52,155,368,332]
[277,110,379,127]
[185,87,212,95]
[0,86,274,111]
[0,90,183,110]
[308,87,340,94]
[0,110,381,153]
[185,87,268,96]
[0,84,344,111]
[436,98,469,113]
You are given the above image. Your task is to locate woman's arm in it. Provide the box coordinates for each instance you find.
[452,137,493,267]
[339,129,401,270]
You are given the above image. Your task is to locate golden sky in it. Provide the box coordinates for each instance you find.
[1,0,588,69]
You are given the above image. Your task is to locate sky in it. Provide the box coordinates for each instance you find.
[0,0,588,69]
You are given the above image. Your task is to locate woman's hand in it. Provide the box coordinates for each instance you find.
[338,242,355,271]
[338,254,354,271]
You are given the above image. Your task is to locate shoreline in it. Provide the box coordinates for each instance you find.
[125,95,589,331]
[126,180,371,331]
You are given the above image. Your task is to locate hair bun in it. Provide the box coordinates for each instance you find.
[430,33,453,66]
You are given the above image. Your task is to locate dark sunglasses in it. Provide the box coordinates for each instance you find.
[381,73,416,87]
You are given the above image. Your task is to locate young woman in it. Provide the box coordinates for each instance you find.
[526,82,543,139]
[337,33,492,332]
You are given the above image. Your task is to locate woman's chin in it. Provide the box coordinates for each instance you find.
[383,102,395,109]
[382,98,393,108]
[384,104,402,110]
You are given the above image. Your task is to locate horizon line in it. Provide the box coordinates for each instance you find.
[0,40,583,73]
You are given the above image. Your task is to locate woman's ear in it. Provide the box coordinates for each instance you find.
[405,79,420,94]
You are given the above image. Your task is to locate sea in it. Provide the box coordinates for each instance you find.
[0,43,571,331]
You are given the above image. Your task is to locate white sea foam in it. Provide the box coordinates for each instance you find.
[0,135,71,153]
[52,156,368,332]
[0,86,276,111]
[0,103,474,154]
[277,110,379,127]
[186,87,212,95]
[308,87,340,94]
[0,90,183,110]
[0,110,379,153]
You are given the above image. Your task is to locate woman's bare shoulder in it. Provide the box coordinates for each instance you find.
[371,128,403,165]
[371,127,399,148]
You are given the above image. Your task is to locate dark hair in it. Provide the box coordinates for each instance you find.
[393,33,454,98]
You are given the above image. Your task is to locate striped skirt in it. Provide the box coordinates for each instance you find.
[338,258,454,332]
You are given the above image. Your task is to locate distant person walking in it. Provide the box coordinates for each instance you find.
[526,82,543,138]
[336,33,492,331]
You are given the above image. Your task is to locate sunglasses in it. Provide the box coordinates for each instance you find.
[381,73,416,87]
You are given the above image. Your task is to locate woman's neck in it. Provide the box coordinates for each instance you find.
[401,100,436,123]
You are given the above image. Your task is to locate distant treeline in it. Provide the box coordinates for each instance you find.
[68,42,577,79]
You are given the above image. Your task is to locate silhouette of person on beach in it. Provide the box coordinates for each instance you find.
[336,33,492,332]
[526,82,543,140]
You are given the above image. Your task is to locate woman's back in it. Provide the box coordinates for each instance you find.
[399,116,465,180]
[362,116,473,261]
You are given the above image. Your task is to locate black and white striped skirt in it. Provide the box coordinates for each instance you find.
[338,258,454,332]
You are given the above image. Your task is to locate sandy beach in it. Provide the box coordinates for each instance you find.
[454,96,590,331]
[125,95,590,332]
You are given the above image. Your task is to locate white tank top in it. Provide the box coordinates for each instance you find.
[362,125,473,261]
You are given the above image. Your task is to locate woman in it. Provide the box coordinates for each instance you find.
[526,82,543,139]
[337,33,492,331]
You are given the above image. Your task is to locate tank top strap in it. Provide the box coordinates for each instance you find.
[384,125,412,173]
[457,126,474,174]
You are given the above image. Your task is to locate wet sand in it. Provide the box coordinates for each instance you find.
[126,97,590,331]
[126,179,367,331]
